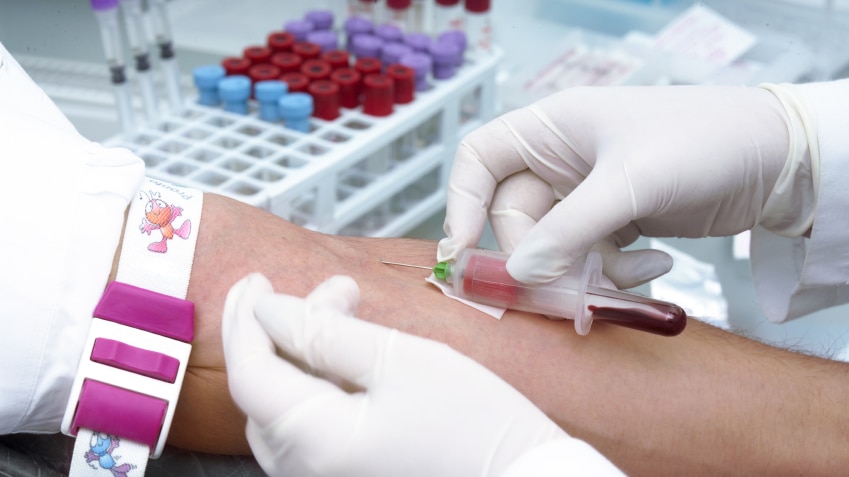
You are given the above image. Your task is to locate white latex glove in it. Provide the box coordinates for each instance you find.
[222,273,623,477]
[438,85,804,288]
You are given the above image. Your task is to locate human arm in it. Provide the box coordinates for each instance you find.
[174,193,849,476]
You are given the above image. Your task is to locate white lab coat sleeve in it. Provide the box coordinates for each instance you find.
[751,79,849,323]
[498,438,626,477]
[0,42,145,433]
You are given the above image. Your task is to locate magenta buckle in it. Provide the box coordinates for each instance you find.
[61,282,194,458]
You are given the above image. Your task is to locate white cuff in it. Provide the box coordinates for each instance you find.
[751,79,849,322]
[498,438,625,477]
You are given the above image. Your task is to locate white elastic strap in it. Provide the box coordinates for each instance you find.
[70,429,149,477]
[68,177,203,476]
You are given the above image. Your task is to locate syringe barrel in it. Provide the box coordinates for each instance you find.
[446,248,687,337]
[448,248,585,318]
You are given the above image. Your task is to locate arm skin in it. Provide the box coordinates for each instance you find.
[166,193,849,476]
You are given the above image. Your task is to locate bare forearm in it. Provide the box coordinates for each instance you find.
[173,194,849,475]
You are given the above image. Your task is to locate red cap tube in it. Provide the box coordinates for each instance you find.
[267,31,296,53]
[300,59,333,82]
[354,57,382,77]
[243,45,273,65]
[385,64,414,104]
[308,80,341,120]
[330,68,362,109]
[293,42,322,60]
[221,57,251,76]
[322,49,351,70]
[280,72,311,93]
[271,52,303,74]
[362,73,394,117]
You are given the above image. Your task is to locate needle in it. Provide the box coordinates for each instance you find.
[380,260,433,270]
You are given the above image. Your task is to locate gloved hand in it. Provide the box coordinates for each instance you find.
[438,84,808,288]
[222,273,622,477]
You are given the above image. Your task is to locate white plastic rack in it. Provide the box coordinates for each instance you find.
[102,49,501,237]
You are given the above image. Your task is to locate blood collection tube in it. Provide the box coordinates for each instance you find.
[293,42,322,61]
[344,16,374,52]
[305,9,334,31]
[384,0,412,30]
[218,75,251,115]
[330,68,362,108]
[403,32,432,53]
[271,52,303,74]
[91,0,135,137]
[279,92,313,133]
[255,80,287,122]
[322,49,351,70]
[362,73,394,117]
[381,42,413,66]
[386,64,414,104]
[464,0,492,59]
[308,80,341,120]
[280,72,310,93]
[352,34,383,59]
[148,0,183,111]
[222,57,251,76]
[193,64,225,106]
[354,57,383,77]
[375,24,404,45]
[285,19,314,42]
[399,52,431,91]
[243,45,272,65]
[249,64,282,86]
[268,31,296,53]
[429,41,461,80]
[438,29,467,59]
[434,249,687,337]
[300,59,333,82]
[119,0,158,125]
[348,0,379,21]
[434,0,464,34]
[307,30,339,53]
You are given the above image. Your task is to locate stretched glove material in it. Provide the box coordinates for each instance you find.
[438,85,794,288]
[222,273,622,477]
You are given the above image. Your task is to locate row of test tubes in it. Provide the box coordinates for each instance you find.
[191,7,480,132]
[90,0,183,138]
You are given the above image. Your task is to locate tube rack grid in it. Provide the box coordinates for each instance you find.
[102,49,501,237]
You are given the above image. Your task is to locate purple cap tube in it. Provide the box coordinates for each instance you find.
[400,52,432,91]
[352,34,384,59]
[285,19,314,42]
[429,41,461,79]
[307,30,339,53]
[381,42,413,66]
[403,32,433,53]
[375,24,404,44]
[344,16,374,52]
[305,10,334,30]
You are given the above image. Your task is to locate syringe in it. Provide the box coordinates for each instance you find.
[415,248,686,337]
[91,0,135,138]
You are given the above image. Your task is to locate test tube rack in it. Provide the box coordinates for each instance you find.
[102,49,501,237]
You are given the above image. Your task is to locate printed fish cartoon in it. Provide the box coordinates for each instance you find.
[139,190,191,253]
[85,433,136,477]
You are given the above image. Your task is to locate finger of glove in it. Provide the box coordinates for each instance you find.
[223,273,343,427]
[304,275,360,316]
[488,170,556,253]
[591,241,673,289]
[507,167,635,284]
[438,111,546,262]
[255,292,399,390]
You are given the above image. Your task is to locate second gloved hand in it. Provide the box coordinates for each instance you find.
[439,85,806,288]
[222,273,622,477]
